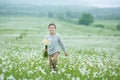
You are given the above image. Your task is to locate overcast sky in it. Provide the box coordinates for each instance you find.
[1,0,120,8]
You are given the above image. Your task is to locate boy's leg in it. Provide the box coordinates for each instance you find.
[49,52,59,71]
[49,55,53,71]
[52,52,59,70]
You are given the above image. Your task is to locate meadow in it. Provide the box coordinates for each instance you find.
[0,16,120,80]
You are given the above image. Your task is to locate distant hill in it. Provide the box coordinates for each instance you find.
[0,3,120,20]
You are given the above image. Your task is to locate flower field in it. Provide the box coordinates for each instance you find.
[0,16,120,80]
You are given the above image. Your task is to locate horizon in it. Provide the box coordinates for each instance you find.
[0,0,120,8]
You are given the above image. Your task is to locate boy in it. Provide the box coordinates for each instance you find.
[44,23,67,71]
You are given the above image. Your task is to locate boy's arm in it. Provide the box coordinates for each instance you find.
[58,35,68,56]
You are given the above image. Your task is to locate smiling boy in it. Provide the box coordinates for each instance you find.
[44,23,67,71]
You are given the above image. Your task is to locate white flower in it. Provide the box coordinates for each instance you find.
[38,66,46,75]
[66,74,71,78]
[50,70,56,74]
[2,68,6,73]
[72,77,75,80]
[27,70,33,74]
[42,39,50,45]
[35,76,42,80]
[0,74,4,80]
[61,68,66,73]
[7,75,15,80]
[72,77,80,80]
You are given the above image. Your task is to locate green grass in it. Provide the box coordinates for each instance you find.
[93,20,120,30]
[0,16,120,36]
[0,16,120,80]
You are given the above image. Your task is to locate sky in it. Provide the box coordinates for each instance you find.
[0,0,120,8]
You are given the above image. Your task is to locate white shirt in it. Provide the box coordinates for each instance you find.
[45,33,66,55]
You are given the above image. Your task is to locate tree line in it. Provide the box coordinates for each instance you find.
[0,4,120,20]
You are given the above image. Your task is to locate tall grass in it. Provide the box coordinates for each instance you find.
[0,16,120,80]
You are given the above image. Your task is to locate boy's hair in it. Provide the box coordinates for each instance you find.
[48,23,56,29]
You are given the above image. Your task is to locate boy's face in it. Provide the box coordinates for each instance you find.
[48,25,56,34]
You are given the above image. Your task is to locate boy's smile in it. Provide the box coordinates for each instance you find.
[48,25,56,34]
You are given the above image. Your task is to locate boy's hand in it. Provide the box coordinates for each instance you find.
[44,49,47,52]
